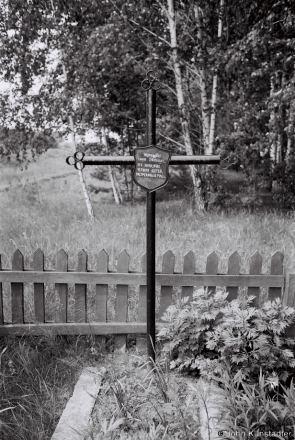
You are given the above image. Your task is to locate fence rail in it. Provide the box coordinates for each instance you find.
[0,248,293,348]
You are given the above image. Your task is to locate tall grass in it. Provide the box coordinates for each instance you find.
[1,183,295,275]
[0,335,86,440]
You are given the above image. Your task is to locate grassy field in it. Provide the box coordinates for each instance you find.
[1,145,295,438]
[1,180,295,273]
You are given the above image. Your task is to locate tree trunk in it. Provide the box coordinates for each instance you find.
[193,0,224,208]
[101,126,122,204]
[68,116,94,219]
[286,99,295,161]
[167,0,204,210]
[194,5,210,153]
[269,76,277,166]
[48,3,94,219]
[108,166,120,204]
[113,168,123,204]
[208,0,224,154]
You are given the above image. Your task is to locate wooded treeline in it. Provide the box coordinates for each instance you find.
[0,0,295,210]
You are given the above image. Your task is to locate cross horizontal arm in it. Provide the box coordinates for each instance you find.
[83,155,220,166]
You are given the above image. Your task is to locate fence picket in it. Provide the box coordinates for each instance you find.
[33,249,45,323]
[0,249,292,339]
[75,250,87,323]
[181,251,195,302]
[115,250,129,351]
[248,251,262,308]
[0,256,3,325]
[136,253,147,352]
[285,272,295,337]
[55,249,68,323]
[227,251,240,301]
[269,251,284,301]
[95,249,109,348]
[159,251,175,319]
[11,250,24,324]
[206,251,219,296]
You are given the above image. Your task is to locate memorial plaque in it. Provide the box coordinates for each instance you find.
[133,145,171,192]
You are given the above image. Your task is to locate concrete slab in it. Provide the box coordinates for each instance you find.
[197,378,227,440]
[51,367,106,440]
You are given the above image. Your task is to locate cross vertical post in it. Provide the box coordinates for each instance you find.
[146,87,156,362]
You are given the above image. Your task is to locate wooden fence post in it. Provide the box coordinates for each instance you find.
[55,249,68,323]
[206,251,218,296]
[33,249,45,323]
[0,255,3,325]
[75,250,88,350]
[269,251,284,301]
[248,251,262,308]
[227,251,240,301]
[136,253,147,353]
[115,250,129,351]
[159,251,175,318]
[182,251,195,302]
[11,250,24,324]
[95,249,109,349]
[75,250,88,323]
[284,270,295,338]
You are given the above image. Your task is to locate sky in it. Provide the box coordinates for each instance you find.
[0,71,100,142]
[0,81,10,92]
[0,31,117,143]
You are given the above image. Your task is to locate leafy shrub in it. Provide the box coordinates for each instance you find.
[187,368,295,436]
[157,288,295,384]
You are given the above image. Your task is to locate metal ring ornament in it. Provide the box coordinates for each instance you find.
[141,70,161,91]
[66,151,85,170]
[219,148,238,169]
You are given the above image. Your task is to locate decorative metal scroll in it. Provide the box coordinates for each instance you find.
[141,70,161,91]
[66,151,85,170]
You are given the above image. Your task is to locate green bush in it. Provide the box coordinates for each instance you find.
[157,288,295,384]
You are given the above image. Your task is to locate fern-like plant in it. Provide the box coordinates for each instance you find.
[157,288,295,385]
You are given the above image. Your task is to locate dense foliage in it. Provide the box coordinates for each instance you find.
[188,369,295,436]
[157,288,295,384]
[1,0,295,206]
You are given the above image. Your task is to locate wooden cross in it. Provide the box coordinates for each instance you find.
[67,71,231,362]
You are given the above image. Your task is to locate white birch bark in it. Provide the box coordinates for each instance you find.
[194,6,210,152]
[208,0,224,154]
[286,99,295,160]
[49,3,95,218]
[277,74,285,165]
[101,127,121,204]
[269,76,277,165]
[61,59,94,219]
[113,171,123,204]
[108,166,120,204]
[68,116,94,219]
[167,0,204,210]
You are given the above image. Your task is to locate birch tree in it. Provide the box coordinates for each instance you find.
[68,115,94,218]
[60,58,94,219]
[101,126,123,205]
[194,0,224,155]
[51,0,95,220]
[165,0,203,210]
[2,0,295,209]
[208,0,224,154]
